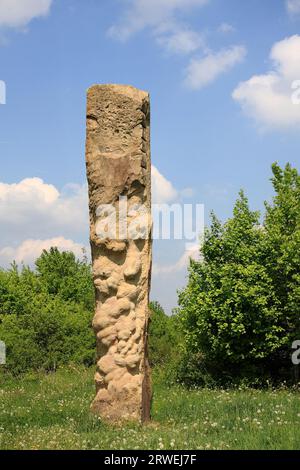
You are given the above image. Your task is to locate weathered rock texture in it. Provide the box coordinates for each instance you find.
[85,84,152,423]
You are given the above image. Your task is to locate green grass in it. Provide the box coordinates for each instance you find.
[0,366,300,450]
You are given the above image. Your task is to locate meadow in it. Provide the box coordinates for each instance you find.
[1,366,300,450]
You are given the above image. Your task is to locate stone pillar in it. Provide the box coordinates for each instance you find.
[85,84,152,423]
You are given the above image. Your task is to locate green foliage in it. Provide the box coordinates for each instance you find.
[0,263,41,316]
[0,249,95,374]
[178,164,300,386]
[35,247,94,309]
[148,301,180,369]
[263,163,300,346]
[0,248,183,377]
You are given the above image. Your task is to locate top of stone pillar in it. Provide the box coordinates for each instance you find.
[87,84,149,102]
[85,83,151,211]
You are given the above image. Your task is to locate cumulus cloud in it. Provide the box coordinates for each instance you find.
[153,243,200,275]
[109,0,243,89]
[0,167,186,267]
[108,0,209,41]
[152,166,178,204]
[108,0,209,56]
[0,0,52,29]
[218,22,235,34]
[157,26,206,55]
[0,170,196,312]
[0,237,86,267]
[286,0,300,15]
[185,45,247,90]
[0,169,184,246]
[232,35,300,130]
[0,177,89,245]
[152,165,193,204]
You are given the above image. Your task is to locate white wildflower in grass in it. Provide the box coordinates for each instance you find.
[1,366,299,450]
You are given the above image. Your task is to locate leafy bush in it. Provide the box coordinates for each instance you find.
[148,302,179,367]
[0,248,95,374]
[36,248,94,309]
[178,164,300,386]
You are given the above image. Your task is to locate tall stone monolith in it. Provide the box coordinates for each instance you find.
[85,84,152,422]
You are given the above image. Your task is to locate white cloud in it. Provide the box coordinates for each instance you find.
[108,0,209,41]
[185,45,247,90]
[0,177,89,245]
[108,0,209,56]
[218,22,235,34]
[0,167,186,259]
[0,0,52,29]
[153,243,199,275]
[0,169,184,246]
[0,177,88,266]
[0,237,86,267]
[0,170,194,311]
[152,166,178,204]
[157,27,205,55]
[152,165,193,204]
[232,35,300,130]
[286,0,300,15]
[109,0,244,92]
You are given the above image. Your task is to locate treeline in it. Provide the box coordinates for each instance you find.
[0,247,178,376]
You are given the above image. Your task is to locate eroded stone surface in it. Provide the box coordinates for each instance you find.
[85,84,152,422]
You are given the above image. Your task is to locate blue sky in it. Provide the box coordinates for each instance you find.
[0,0,300,312]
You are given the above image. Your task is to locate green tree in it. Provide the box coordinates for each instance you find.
[0,300,95,374]
[0,263,42,316]
[148,301,180,368]
[0,249,95,374]
[178,164,300,386]
[36,248,94,309]
[262,163,300,369]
